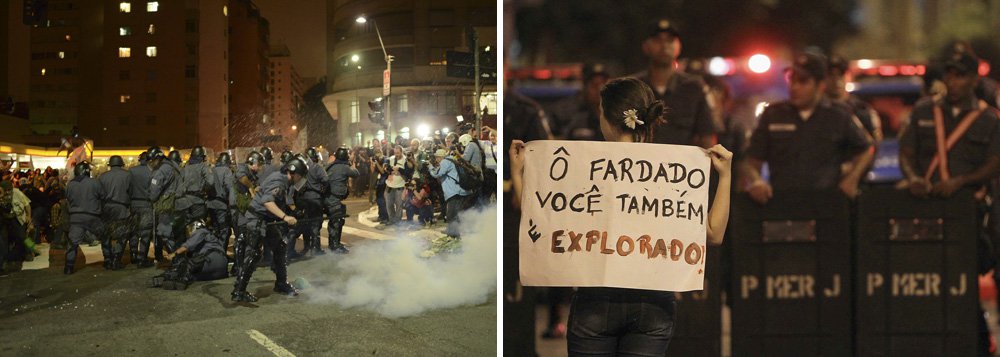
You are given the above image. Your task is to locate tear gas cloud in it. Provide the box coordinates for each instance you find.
[302,206,497,318]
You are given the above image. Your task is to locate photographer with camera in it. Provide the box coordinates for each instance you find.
[429,149,472,238]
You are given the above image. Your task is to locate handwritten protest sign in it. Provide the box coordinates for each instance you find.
[518,140,711,292]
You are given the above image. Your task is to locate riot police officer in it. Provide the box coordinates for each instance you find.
[325,147,358,254]
[231,151,264,277]
[209,152,235,251]
[149,147,184,259]
[129,150,156,267]
[231,158,305,303]
[152,220,228,290]
[97,155,132,270]
[279,150,294,166]
[168,150,183,166]
[65,161,105,275]
[258,147,279,186]
[176,146,215,229]
[289,147,328,257]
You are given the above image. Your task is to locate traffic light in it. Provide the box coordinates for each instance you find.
[367,97,385,125]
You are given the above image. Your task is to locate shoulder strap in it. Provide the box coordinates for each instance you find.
[924,102,985,181]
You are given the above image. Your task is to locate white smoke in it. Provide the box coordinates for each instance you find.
[302,206,497,318]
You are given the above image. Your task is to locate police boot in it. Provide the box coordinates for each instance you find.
[232,245,260,302]
[310,225,325,255]
[271,256,298,297]
[163,258,192,290]
[329,218,349,254]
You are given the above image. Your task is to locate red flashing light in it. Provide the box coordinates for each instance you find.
[916,65,926,76]
[553,69,574,79]
[877,66,898,76]
[980,62,991,77]
[899,65,917,76]
[533,69,552,80]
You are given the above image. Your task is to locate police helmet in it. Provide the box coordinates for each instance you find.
[148,147,166,160]
[294,154,310,169]
[280,150,294,165]
[74,161,92,178]
[108,155,125,167]
[138,151,150,163]
[185,219,209,237]
[246,151,264,165]
[191,146,206,159]
[305,147,321,162]
[260,147,274,162]
[334,146,350,161]
[217,152,232,165]
[284,158,308,176]
[168,150,182,164]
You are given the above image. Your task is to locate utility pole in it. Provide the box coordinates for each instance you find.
[471,26,481,138]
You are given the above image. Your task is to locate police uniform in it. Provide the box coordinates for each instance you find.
[150,159,184,254]
[502,89,552,357]
[550,64,608,141]
[97,165,131,269]
[231,163,257,276]
[176,157,215,226]
[209,162,235,249]
[746,99,872,190]
[325,159,358,253]
[177,226,228,282]
[129,160,155,266]
[289,159,327,256]
[232,170,296,301]
[633,70,717,146]
[66,175,105,274]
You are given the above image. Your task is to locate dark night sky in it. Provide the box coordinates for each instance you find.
[254,0,327,79]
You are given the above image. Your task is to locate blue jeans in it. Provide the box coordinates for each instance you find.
[567,288,676,357]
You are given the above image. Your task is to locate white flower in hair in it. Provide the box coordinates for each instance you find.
[622,108,644,129]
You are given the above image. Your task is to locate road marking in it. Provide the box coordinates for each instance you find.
[246,329,296,357]
[343,226,393,240]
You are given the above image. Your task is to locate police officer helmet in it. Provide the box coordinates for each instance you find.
[217,152,232,165]
[334,146,350,161]
[138,151,149,163]
[305,147,321,162]
[185,219,209,237]
[191,146,206,159]
[74,161,92,178]
[284,158,308,176]
[280,150,294,165]
[246,151,264,165]
[260,147,273,162]
[148,147,166,160]
[168,150,182,164]
[294,154,310,169]
[108,155,125,167]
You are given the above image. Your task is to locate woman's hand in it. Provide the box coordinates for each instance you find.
[705,144,733,177]
[509,140,526,175]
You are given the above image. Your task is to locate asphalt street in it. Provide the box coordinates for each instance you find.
[0,198,498,356]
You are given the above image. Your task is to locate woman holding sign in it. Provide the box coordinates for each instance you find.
[509,77,733,356]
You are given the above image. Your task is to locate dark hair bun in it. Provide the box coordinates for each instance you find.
[644,100,667,126]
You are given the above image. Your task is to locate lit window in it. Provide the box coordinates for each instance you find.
[120,95,131,103]
[40,68,46,76]
[146,2,158,12]
[147,24,155,34]
[119,26,131,36]
[58,51,65,59]
[223,5,227,16]
[119,2,131,13]
[65,34,71,41]
[145,46,157,57]
[118,47,131,58]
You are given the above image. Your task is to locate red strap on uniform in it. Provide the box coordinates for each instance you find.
[924,102,986,181]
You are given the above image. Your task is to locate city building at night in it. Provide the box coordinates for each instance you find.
[324,0,497,148]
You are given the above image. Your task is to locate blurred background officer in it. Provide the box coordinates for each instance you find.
[549,63,610,141]
[827,55,884,142]
[209,152,235,253]
[129,151,156,268]
[65,162,103,275]
[632,19,718,148]
[743,52,874,204]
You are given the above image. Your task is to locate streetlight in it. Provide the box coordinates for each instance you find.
[356,15,394,142]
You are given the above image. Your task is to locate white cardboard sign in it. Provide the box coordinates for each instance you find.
[518,140,711,292]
